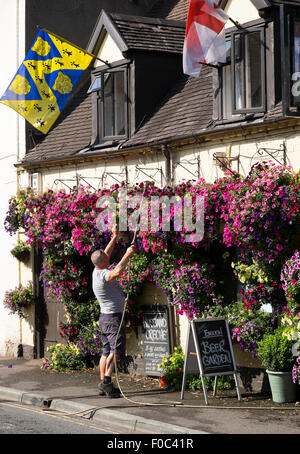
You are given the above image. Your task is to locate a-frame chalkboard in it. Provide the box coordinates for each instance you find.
[181,318,241,405]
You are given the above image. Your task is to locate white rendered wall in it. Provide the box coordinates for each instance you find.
[225,0,260,28]
[0,0,28,357]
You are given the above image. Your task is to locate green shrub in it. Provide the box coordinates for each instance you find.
[257,329,295,372]
[159,346,234,391]
[187,374,234,391]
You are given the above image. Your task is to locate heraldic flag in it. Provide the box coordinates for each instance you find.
[183,0,229,78]
[0,29,94,134]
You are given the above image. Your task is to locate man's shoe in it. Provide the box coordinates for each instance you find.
[98,382,121,398]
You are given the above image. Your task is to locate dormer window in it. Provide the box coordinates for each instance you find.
[86,11,185,148]
[88,62,129,145]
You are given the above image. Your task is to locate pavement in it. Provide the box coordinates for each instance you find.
[0,357,299,435]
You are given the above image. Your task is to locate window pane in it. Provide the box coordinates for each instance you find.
[294,20,300,72]
[103,71,125,138]
[104,73,114,137]
[245,31,262,108]
[222,64,232,119]
[233,31,263,111]
[88,76,101,94]
[114,71,125,136]
[234,35,244,110]
[293,20,300,107]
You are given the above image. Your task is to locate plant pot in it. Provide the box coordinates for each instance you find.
[266,370,297,403]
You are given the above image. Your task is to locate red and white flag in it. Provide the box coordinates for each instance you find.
[183,0,229,78]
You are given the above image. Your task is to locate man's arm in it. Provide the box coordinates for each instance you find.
[107,245,136,281]
[104,225,118,260]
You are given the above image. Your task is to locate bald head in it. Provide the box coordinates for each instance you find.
[91,250,109,269]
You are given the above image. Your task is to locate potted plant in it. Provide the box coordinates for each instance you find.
[10,240,31,262]
[257,328,297,403]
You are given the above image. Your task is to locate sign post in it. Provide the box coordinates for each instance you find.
[181,318,241,405]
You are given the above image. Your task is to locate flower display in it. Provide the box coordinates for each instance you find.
[228,302,277,357]
[42,343,85,371]
[4,161,300,370]
[76,321,102,359]
[232,260,281,311]
[292,356,300,385]
[3,282,34,317]
[159,346,185,390]
[223,162,298,271]
[281,251,300,312]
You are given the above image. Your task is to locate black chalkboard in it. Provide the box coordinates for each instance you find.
[142,305,170,376]
[181,318,241,404]
[193,318,235,376]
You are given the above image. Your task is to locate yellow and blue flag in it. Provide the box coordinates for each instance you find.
[0,29,94,134]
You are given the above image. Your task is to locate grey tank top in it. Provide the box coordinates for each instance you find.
[92,268,125,314]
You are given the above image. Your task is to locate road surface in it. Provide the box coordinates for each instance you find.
[0,400,122,434]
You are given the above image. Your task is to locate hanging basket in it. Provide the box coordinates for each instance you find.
[10,242,31,262]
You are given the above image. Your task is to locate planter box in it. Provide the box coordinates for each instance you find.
[233,344,270,394]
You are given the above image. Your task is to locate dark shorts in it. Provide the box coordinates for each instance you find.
[99,313,126,357]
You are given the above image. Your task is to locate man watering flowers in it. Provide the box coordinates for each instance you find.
[91,226,136,398]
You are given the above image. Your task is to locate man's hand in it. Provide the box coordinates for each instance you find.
[104,224,118,259]
[107,244,136,281]
[126,244,136,257]
[112,224,119,238]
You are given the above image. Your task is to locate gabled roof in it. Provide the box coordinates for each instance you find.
[20,0,288,168]
[87,10,186,57]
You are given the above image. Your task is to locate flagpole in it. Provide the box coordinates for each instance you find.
[36,25,112,67]
[198,62,219,68]
[228,16,243,30]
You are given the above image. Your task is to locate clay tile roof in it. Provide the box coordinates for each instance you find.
[108,12,186,54]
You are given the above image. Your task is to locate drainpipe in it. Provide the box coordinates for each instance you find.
[161,144,171,186]
[16,1,23,357]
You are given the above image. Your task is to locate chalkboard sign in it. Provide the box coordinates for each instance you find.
[194,318,235,375]
[142,305,170,376]
[181,318,241,405]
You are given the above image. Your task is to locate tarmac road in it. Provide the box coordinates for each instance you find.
[0,399,142,435]
[0,358,299,435]
[0,400,125,434]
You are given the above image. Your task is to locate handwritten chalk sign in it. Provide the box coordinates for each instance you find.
[142,305,170,376]
[181,318,241,405]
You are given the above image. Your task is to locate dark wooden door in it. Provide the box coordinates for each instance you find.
[43,291,67,352]
[33,246,67,358]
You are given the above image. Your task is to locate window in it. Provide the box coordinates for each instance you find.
[221,27,266,120]
[280,4,300,116]
[88,65,128,144]
[289,17,300,110]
